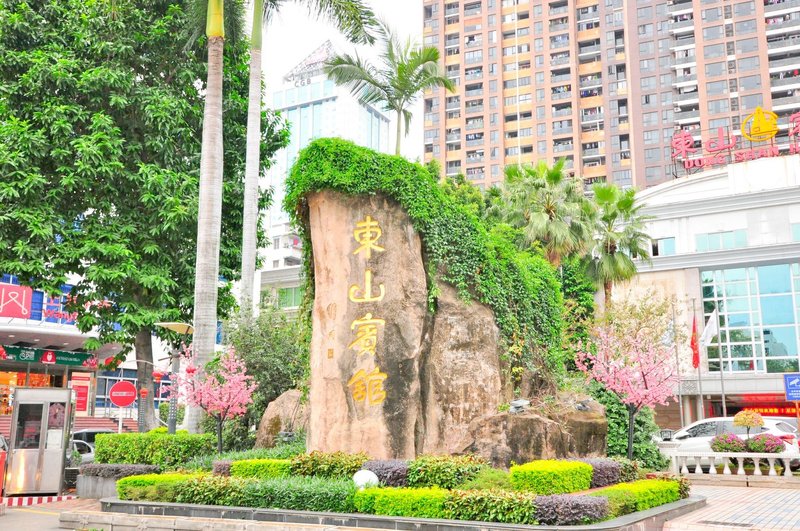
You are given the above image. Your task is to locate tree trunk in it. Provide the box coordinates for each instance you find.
[395,110,402,156]
[240,45,262,314]
[188,34,225,434]
[134,328,159,432]
[627,404,638,460]
[603,280,612,307]
[216,416,224,454]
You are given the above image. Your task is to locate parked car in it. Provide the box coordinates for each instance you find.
[66,439,95,467]
[664,416,799,469]
[72,428,113,446]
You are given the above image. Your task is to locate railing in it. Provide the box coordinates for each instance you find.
[765,0,800,14]
[670,451,799,477]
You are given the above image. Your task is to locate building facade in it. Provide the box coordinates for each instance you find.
[422,0,800,190]
[620,153,800,429]
[258,41,392,312]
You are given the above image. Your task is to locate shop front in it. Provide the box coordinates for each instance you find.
[0,345,96,419]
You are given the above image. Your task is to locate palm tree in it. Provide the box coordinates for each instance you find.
[188,0,245,433]
[587,183,652,305]
[497,159,595,267]
[323,21,455,155]
[239,0,376,312]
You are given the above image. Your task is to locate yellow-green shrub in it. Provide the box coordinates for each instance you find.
[509,460,592,494]
[230,459,291,479]
[353,487,449,519]
[590,479,681,518]
[116,473,200,502]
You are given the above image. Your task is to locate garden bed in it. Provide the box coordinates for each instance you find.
[98,496,706,531]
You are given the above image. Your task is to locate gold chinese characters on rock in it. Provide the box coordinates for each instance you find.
[345,215,388,406]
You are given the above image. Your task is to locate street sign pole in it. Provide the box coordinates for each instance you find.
[118,406,123,433]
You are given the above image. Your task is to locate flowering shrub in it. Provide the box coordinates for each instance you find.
[710,432,746,452]
[746,433,785,453]
[733,410,764,436]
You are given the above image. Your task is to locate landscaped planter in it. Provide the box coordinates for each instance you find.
[97,495,707,531]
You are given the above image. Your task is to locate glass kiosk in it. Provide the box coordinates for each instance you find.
[4,388,72,495]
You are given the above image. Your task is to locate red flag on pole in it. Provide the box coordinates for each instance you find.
[691,315,700,369]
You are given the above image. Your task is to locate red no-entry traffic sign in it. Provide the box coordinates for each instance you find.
[109,380,137,408]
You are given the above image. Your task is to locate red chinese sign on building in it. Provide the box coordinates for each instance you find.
[671,108,800,170]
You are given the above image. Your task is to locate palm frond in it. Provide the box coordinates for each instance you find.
[306,0,379,44]
[323,53,390,107]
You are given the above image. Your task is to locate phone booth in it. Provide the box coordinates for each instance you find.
[4,388,72,495]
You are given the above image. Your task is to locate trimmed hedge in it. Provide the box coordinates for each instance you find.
[534,495,608,526]
[175,475,252,506]
[116,473,201,502]
[591,479,681,518]
[79,463,159,480]
[458,467,512,491]
[444,489,538,524]
[354,487,449,519]
[180,441,306,472]
[610,456,640,483]
[290,451,368,478]
[509,460,592,494]
[407,454,487,489]
[95,432,214,468]
[230,459,292,479]
[575,458,622,488]
[362,459,409,487]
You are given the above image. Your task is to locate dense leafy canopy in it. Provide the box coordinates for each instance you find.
[284,138,564,388]
[0,0,288,425]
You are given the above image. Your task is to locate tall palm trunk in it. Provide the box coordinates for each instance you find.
[604,280,612,307]
[395,110,402,155]
[188,0,225,434]
[240,0,264,315]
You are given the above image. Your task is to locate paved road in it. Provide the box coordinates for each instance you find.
[665,485,800,530]
[2,498,99,530]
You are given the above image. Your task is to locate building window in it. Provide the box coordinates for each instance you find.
[792,223,800,242]
[652,237,676,257]
[701,263,800,373]
[277,286,304,309]
[696,229,747,252]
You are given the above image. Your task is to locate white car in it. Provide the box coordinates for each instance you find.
[667,416,799,469]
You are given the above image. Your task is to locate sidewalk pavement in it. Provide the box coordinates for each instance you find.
[2,498,99,530]
[665,485,800,530]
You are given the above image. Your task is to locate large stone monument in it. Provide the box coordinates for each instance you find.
[284,138,605,462]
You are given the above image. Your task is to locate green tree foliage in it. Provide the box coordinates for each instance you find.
[0,0,289,427]
[223,305,308,436]
[587,183,652,303]
[559,258,596,370]
[590,383,668,470]
[324,21,455,155]
[285,138,564,392]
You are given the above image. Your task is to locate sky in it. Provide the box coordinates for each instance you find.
[260,1,424,161]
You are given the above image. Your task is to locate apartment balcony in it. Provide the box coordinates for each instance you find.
[553,127,574,136]
[674,91,701,104]
[465,56,483,64]
[466,138,484,147]
[551,40,570,50]
[446,102,460,110]
[445,39,460,48]
[445,7,459,16]
[766,17,800,35]
[466,39,482,49]
[465,105,484,114]
[769,55,800,70]
[581,113,604,123]
[552,91,573,100]
[671,35,696,49]
[668,0,694,14]
[552,108,573,117]
[770,75,800,88]
[464,8,482,17]
[466,156,485,164]
[764,0,800,14]
[551,55,571,66]
[551,73,572,83]
[675,109,701,122]
[446,132,461,142]
[772,94,800,108]
[465,89,484,97]
[577,10,600,22]
[673,74,698,86]
[465,72,483,81]
[673,54,697,67]
[465,120,484,130]
[580,77,602,88]
[582,147,601,157]
[550,23,569,32]
[549,6,568,16]
[768,35,800,52]
[553,143,574,153]
[670,19,695,33]
[578,44,601,56]
[445,167,462,176]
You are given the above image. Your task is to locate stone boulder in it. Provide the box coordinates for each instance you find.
[255,389,308,449]
[456,406,607,468]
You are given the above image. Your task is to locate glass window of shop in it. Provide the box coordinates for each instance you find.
[701,263,800,373]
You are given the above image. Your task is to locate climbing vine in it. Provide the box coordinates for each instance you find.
[284,138,564,388]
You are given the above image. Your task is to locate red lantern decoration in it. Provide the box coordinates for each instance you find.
[139,387,149,399]
[185,366,197,376]
[152,370,164,383]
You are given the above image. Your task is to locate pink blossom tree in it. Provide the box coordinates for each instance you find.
[576,324,678,460]
[174,346,257,453]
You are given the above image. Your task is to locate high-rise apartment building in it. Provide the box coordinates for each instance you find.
[422,0,800,189]
[258,41,391,312]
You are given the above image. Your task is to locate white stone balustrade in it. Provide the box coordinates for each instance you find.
[669,451,798,477]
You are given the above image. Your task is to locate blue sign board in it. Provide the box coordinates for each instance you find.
[784,374,800,401]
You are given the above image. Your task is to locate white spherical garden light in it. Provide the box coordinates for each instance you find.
[353,469,380,489]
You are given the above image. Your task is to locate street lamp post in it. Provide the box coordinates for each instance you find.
[154,322,194,435]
